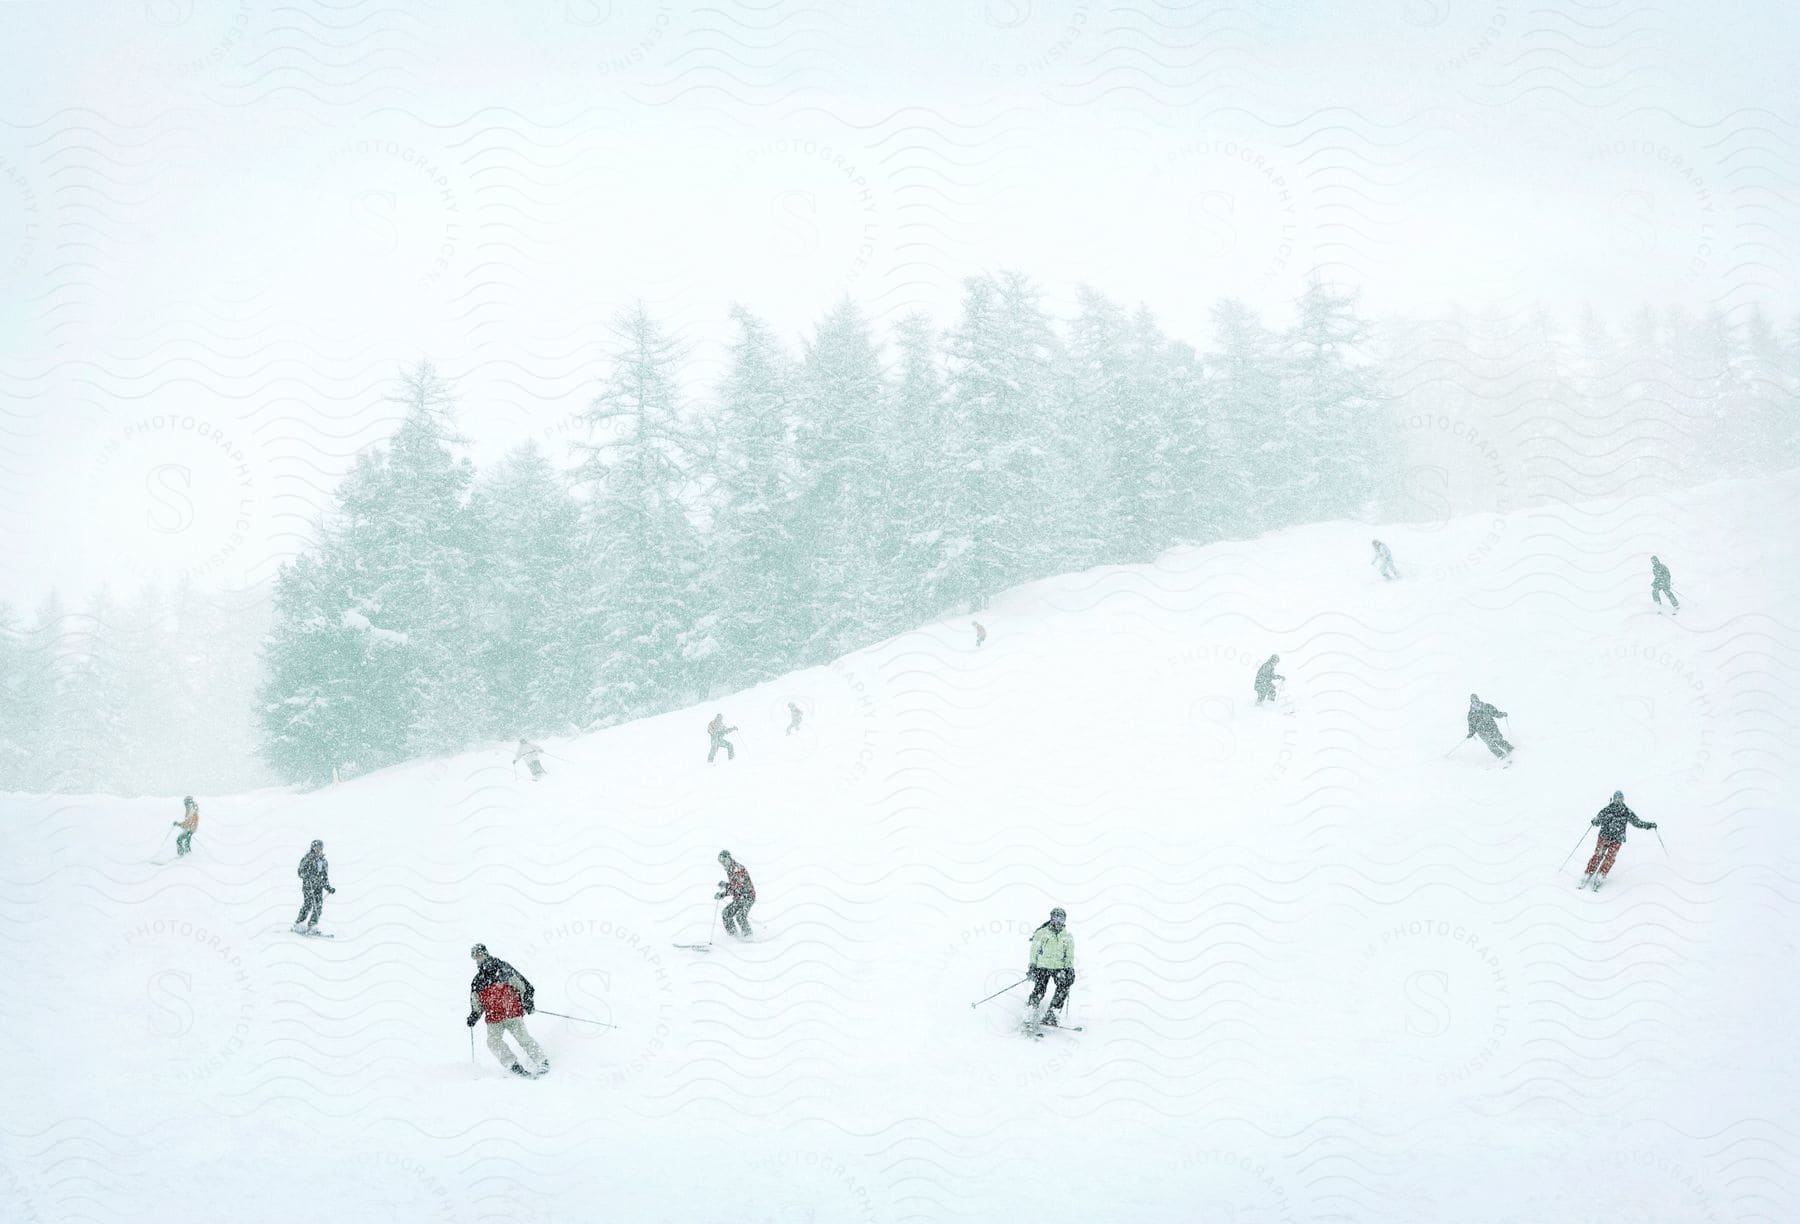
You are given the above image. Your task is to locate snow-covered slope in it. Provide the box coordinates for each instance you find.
[5,475,1799,1223]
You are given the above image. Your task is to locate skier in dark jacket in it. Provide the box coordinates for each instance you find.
[1465,693,1513,759]
[715,850,755,938]
[1581,790,1657,889]
[293,840,336,933]
[1650,555,1679,614]
[466,944,547,1076]
[1371,539,1399,580]
[786,702,803,735]
[1254,655,1285,705]
[707,713,737,764]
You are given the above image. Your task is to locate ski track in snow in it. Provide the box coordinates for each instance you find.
[4,478,1799,1221]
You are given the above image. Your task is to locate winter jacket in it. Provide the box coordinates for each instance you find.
[513,741,542,764]
[1467,700,1506,737]
[1372,542,1393,563]
[177,806,199,833]
[1029,924,1075,970]
[1254,658,1283,690]
[1592,799,1654,844]
[708,716,733,741]
[470,957,534,1023]
[298,851,331,890]
[720,862,755,902]
[1651,559,1672,588]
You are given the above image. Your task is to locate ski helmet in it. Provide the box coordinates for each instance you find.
[1049,907,1067,921]
[1612,790,1624,801]
[718,850,732,863]
[310,839,323,851]
[183,795,196,806]
[470,943,488,959]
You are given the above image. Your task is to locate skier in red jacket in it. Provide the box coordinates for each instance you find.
[465,944,548,1077]
[715,851,756,938]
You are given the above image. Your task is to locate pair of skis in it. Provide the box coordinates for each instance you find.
[1021,1019,1084,1040]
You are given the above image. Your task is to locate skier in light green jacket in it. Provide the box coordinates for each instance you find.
[1025,907,1076,1026]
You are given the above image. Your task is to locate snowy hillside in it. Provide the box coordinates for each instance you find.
[5,474,1798,1223]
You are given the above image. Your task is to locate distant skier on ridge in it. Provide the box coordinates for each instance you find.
[514,738,546,781]
[974,621,987,648]
[1254,654,1285,706]
[1650,555,1680,615]
[172,796,200,857]
[707,713,738,764]
[1581,790,1657,890]
[466,943,548,1077]
[1465,693,1514,761]
[1371,539,1399,581]
[786,702,803,736]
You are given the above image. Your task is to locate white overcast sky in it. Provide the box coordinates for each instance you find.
[1,0,1796,604]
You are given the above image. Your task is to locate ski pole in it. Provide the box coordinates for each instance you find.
[469,1026,475,1066]
[710,895,721,945]
[1558,827,1591,871]
[1655,827,1668,856]
[150,826,173,860]
[970,977,1032,1009]
[535,1008,619,1029]
[1445,738,1469,759]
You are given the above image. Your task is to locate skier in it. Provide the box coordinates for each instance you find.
[785,702,803,736]
[172,796,200,857]
[715,850,755,938]
[1650,555,1679,614]
[514,738,546,781]
[974,621,987,648]
[1581,790,1658,890]
[1465,693,1514,760]
[1253,654,1285,706]
[293,839,336,933]
[466,944,548,1077]
[1371,539,1399,581]
[1024,907,1076,1028]
[707,713,737,764]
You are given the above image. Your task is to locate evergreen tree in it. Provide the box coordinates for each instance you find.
[471,442,591,736]
[1207,298,1287,538]
[933,271,1060,610]
[885,311,949,623]
[791,298,892,657]
[705,306,805,691]
[1284,282,1393,525]
[575,305,708,722]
